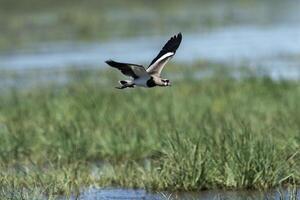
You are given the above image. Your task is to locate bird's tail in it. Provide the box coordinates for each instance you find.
[116,80,134,89]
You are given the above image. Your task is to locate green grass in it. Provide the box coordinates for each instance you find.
[0,66,299,198]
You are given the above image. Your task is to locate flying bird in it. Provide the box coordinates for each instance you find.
[105,33,182,89]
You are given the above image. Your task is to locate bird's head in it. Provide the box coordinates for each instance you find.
[162,79,171,86]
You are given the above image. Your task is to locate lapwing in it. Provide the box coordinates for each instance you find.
[105,33,182,89]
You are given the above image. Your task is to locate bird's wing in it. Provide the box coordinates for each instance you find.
[105,60,150,79]
[147,33,182,76]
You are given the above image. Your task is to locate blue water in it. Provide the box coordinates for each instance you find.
[1,25,300,86]
[1,26,300,69]
[69,187,299,200]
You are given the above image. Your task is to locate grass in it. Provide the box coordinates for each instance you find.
[0,66,299,199]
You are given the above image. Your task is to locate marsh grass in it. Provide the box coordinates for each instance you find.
[0,67,299,198]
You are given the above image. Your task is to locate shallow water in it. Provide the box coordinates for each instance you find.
[1,25,300,70]
[0,25,300,87]
[70,187,299,200]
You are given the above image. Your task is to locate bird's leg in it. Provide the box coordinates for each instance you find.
[115,84,135,89]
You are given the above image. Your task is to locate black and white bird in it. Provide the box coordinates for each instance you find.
[105,33,182,89]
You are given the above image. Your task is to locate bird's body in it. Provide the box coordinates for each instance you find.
[135,77,151,87]
[105,33,182,89]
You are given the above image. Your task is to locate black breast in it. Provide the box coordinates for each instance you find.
[146,77,156,87]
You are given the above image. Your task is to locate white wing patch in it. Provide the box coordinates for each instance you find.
[146,52,174,75]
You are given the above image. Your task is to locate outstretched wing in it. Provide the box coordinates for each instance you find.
[147,33,182,76]
[105,60,150,79]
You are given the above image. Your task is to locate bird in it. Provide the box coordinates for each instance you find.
[105,33,182,89]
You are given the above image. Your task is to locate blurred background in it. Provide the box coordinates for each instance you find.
[0,0,300,88]
[1,1,300,198]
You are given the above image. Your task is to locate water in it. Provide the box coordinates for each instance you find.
[1,25,300,70]
[0,25,300,87]
[70,187,299,200]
